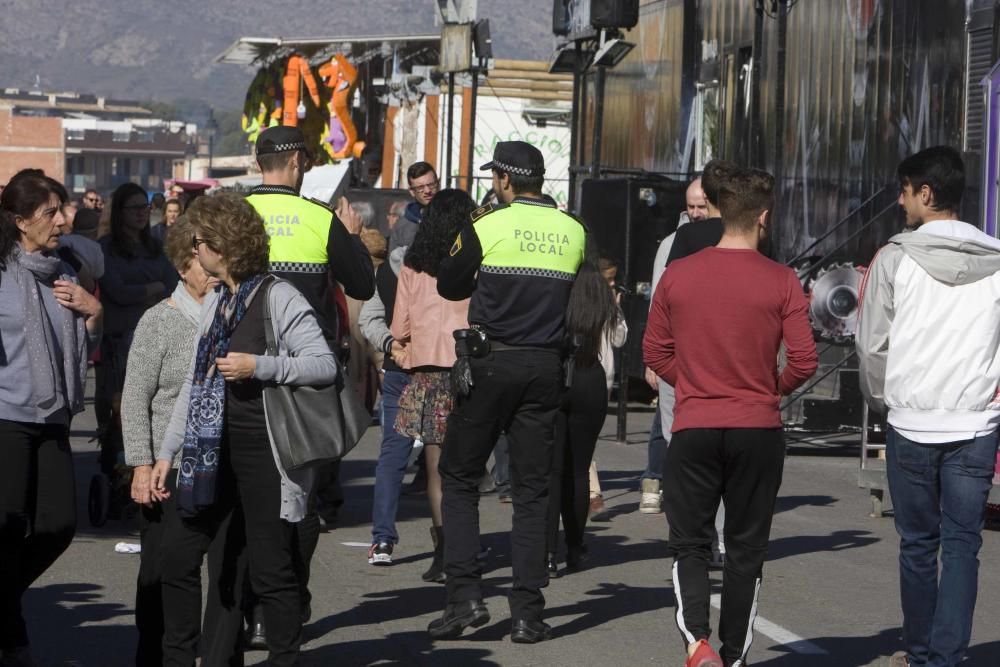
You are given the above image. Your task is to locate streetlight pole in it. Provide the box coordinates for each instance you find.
[206,110,218,178]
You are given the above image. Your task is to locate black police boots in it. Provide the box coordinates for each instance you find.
[510,618,552,644]
[427,600,490,640]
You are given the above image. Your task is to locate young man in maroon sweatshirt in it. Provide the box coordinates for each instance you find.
[642,168,818,667]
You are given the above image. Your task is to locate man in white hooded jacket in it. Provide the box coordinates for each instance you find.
[857,145,1000,667]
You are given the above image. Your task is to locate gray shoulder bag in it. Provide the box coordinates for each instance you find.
[261,278,370,471]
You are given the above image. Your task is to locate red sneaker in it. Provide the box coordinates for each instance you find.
[685,640,724,667]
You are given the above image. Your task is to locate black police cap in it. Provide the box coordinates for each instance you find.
[255,126,311,156]
[479,140,545,177]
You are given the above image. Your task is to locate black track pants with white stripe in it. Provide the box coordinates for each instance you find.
[662,428,785,666]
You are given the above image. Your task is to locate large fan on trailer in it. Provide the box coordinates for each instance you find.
[807,262,866,344]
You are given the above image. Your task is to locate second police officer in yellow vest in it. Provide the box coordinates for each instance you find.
[428,141,587,643]
[247,126,374,342]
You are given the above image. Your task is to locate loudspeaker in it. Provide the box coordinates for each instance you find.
[578,177,688,378]
[590,0,639,30]
[553,0,570,36]
[473,19,493,60]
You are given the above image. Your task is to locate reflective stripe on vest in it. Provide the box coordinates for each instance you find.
[473,203,585,277]
[247,193,331,267]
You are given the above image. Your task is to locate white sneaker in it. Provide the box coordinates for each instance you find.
[639,479,662,514]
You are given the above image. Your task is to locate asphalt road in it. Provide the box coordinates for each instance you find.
[23,403,1000,667]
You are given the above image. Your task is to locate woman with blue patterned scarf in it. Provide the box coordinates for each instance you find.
[150,192,337,666]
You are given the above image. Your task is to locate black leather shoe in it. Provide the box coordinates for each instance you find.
[427,600,490,640]
[245,620,267,651]
[546,552,560,578]
[566,544,589,572]
[510,618,552,644]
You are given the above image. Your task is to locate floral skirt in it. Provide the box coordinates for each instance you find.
[395,371,454,443]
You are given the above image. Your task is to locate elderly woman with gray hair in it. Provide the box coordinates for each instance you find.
[121,215,224,666]
[0,169,102,664]
[150,192,337,666]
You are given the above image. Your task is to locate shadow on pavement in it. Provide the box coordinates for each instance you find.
[755,628,1000,667]
[768,530,880,561]
[23,583,135,666]
[773,494,838,514]
[306,584,450,636]
[302,630,500,666]
[545,582,671,637]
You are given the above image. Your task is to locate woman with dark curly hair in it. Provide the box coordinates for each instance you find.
[0,169,102,664]
[150,192,337,666]
[389,189,475,582]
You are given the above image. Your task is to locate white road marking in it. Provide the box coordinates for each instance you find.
[341,542,372,548]
[709,594,828,656]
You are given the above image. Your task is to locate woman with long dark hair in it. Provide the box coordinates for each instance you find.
[546,249,625,576]
[99,182,176,340]
[0,169,102,664]
[389,188,474,582]
[97,183,177,466]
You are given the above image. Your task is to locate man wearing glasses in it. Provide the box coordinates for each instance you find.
[82,188,101,210]
[389,161,439,252]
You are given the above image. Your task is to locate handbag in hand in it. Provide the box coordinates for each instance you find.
[261,279,370,471]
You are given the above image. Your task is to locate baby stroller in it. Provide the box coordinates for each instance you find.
[88,333,137,527]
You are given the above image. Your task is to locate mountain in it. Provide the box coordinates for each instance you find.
[0,0,557,108]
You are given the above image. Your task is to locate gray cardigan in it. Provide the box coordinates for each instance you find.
[0,259,94,425]
[121,299,198,469]
[158,279,338,522]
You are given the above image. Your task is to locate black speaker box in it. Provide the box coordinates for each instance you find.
[578,177,688,378]
[552,0,570,36]
[473,20,493,60]
[590,0,640,30]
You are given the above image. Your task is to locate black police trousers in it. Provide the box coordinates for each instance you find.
[440,348,563,622]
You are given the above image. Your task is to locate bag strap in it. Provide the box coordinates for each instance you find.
[261,275,279,357]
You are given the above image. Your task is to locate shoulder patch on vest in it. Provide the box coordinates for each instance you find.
[561,210,589,233]
[306,197,335,213]
[470,201,507,223]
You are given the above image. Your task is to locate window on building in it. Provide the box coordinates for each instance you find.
[694,81,720,172]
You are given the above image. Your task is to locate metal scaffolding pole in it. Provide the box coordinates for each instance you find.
[446,72,456,188]
[465,69,480,194]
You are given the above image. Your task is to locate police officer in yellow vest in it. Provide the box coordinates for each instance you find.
[244,126,374,648]
[428,141,586,644]
[247,126,375,339]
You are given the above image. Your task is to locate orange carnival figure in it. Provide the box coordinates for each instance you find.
[319,53,365,159]
[282,53,321,127]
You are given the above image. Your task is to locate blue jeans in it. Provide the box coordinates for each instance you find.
[370,371,414,545]
[641,410,666,481]
[490,434,510,492]
[642,382,674,481]
[886,427,999,667]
